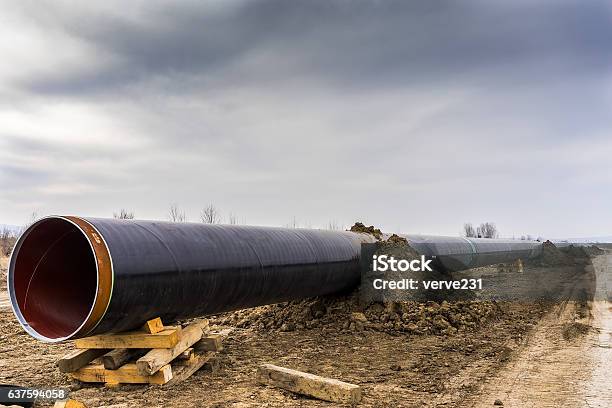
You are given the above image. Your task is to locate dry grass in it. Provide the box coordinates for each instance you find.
[0,255,7,291]
[0,235,16,258]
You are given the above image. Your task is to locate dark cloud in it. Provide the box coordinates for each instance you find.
[22,0,612,95]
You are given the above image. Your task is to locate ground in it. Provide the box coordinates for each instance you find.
[0,251,610,408]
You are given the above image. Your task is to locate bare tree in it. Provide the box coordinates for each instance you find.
[327,220,340,231]
[486,222,499,238]
[286,216,298,229]
[0,227,11,240]
[113,209,134,220]
[201,204,221,224]
[228,212,237,225]
[168,204,186,223]
[22,211,38,232]
[0,226,17,257]
[478,222,499,239]
[14,211,40,237]
[463,223,476,237]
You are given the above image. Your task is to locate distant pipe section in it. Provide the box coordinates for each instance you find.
[8,216,542,342]
[403,235,542,272]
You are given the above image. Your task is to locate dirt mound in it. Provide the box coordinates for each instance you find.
[375,239,421,261]
[565,245,590,259]
[564,244,605,258]
[534,241,573,266]
[349,222,382,240]
[387,233,407,244]
[584,245,605,256]
[211,294,502,337]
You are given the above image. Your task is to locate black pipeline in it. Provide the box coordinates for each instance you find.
[8,216,542,342]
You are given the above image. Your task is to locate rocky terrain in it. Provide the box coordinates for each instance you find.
[212,295,501,337]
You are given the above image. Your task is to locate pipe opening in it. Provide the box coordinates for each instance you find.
[9,217,98,341]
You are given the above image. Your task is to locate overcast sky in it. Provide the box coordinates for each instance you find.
[1,0,612,238]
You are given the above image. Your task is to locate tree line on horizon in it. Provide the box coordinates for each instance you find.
[463,222,499,239]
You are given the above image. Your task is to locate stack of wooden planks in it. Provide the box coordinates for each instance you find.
[57,318,229,387]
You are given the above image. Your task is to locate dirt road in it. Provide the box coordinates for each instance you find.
[468,253,612,408]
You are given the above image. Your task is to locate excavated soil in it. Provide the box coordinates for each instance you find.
[212,295,501,337]
[349,222,382,240]
[529,241,604,268]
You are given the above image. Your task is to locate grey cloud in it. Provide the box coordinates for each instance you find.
[0,164,50,187]
[21,0,612,96]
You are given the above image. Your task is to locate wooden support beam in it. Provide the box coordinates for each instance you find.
[57,349,109,373]
[142,317,164,334]
[102,348,148,370]
[70,363,173,385]
[256,364,362,404]
[164,351,214,387]
[194,327,232,353]
[136,320,208,375]
[196,334,223,352]
[74,327,180,349]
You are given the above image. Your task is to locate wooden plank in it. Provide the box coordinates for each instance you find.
[196,333,223,352]
[53,399,87,408]
[256,364,362,404]
[193,327,232,353]
[164,351,214,387]
[102,348,148,370]
[74,327,180,349]
[142,317,164,334]
[136,320,208,375]
[70,363,173,385]
[57,349,109,373]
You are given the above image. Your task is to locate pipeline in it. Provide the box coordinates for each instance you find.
[8,216,542,342]
[404,235,542,271]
